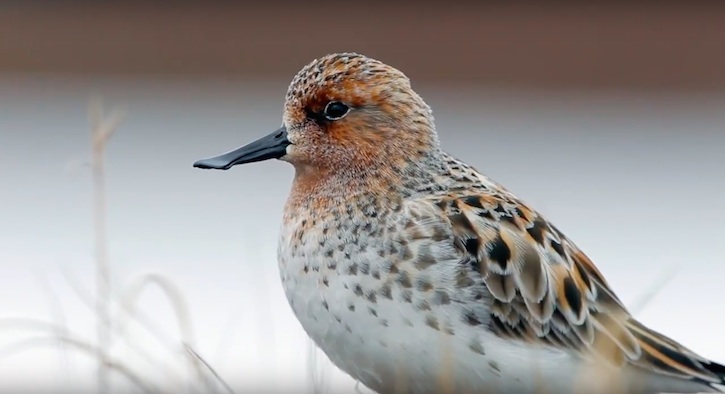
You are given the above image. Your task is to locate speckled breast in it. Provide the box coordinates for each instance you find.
[273,200,505,393]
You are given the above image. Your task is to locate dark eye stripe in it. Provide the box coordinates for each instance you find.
[305,107,326,123]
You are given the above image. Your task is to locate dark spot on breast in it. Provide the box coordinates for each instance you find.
[379,283,393,300]
[425,315,440,330]
[380,319,389,327]
[455,270,475,288]
[469,341,485,355]
[353,284,364,297]
[405,218,416,229]
[348,303,355,312]
[347,263,358,275]
[363,222,372,233]
[401,289,413,303]
[322,277,329,287]
[415,277,433,292]
[396,271,413,288]
[401,245,413,260]
[414,253,437,270]
[431,226,448,241]
[372,270,381,280]
[368,307,378,317]
[366,291,378,304]
[432,290,451,305]
[464,310,482,326]
[350,223,360,237]
[417,300,431,311]
[322,300,329,311]
[303,265,309,273]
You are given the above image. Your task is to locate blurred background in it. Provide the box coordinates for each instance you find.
[1,2,724,393]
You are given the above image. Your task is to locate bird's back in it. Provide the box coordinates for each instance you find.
[399,152,725,393]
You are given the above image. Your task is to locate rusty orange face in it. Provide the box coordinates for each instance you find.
[193,53,438,176]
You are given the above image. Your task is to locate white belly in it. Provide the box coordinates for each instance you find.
[275,210,661,394]
[276,249,611,394]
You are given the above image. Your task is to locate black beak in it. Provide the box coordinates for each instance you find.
[193,126,290,170]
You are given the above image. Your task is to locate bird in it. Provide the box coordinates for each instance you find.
[193,53,725,394]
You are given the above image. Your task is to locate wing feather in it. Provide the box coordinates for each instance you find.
[401,190,725,388]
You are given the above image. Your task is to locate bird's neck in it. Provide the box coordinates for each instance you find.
[284,149,451,216]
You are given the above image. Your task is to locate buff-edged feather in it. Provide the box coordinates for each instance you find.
[397,185,725,389]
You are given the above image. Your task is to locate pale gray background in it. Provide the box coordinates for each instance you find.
[1,3,724,393]
[1,76,724,392]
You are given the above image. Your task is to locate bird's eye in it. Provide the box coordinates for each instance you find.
[323,101,350,121]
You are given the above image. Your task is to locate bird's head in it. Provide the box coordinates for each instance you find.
[193,53,439,178]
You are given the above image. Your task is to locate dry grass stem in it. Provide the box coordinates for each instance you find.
[185,344,236,394]
[0,99,234,393]
[89,97,126,393]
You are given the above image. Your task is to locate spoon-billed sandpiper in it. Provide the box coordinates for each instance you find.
[194,53,725,394]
